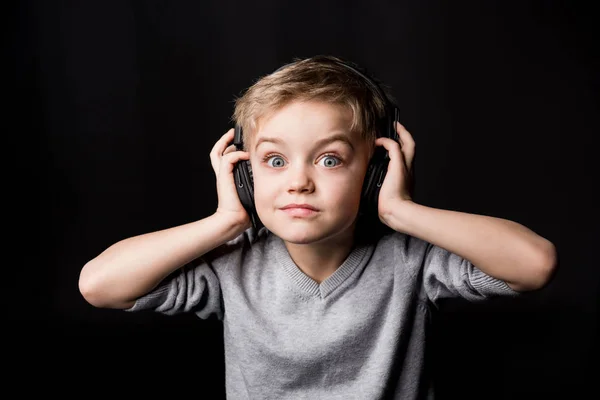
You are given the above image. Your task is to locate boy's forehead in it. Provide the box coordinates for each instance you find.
[253,131,357,153]
[251,101,358,146]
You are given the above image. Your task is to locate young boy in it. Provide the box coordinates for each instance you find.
[79,55,557,399]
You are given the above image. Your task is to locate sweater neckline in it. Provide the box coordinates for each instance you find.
[270,234,374,299]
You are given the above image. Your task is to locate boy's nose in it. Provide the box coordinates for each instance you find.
[287,165,315,193]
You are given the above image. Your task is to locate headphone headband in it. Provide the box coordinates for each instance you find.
[272,57,395,111]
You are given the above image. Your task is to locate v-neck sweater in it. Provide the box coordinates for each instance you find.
[127,226,520,399]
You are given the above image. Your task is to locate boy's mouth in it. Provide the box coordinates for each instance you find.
[280,204,319,217]
[281,203,318,211]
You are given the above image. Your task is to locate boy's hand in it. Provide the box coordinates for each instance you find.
[210,128,252,229]
[375,122,416,227]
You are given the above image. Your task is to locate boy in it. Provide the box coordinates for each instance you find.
[79,55,557,399]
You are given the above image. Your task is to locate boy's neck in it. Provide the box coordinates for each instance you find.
[282,226,356,284]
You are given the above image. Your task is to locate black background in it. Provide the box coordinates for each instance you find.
[11,1,598,398]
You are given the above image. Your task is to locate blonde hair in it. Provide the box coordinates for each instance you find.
[232,55,394,154]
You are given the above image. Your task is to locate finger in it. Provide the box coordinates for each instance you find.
[213,128,235,150]
[210,128,235,158]
[395,122,415,170]
[219,150,250,176]
[210,128,236,173]
[375,137,406,170]
[223,144,237,155]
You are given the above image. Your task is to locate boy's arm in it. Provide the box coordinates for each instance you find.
[382,200,557,292]
[78,212,248,310]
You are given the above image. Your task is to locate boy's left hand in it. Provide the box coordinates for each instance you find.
[375,122,416,226]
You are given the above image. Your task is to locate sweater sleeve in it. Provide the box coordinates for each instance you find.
[124,261,223,320]
[422,241,521,308]
[123,225,264,319]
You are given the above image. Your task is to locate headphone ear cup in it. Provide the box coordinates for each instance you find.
[233,124,263,231]
[360,149,389,218]
[247,161,254,183]
[233,159,263,231]
[361,107,399,218]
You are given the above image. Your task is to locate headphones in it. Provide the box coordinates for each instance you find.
[232,58,401,233]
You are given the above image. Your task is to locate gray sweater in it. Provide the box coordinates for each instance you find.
[127,226,520,399]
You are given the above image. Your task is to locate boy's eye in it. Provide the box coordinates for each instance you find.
[263,154,342,168]
[265,155,286,168]
[318,155,341,168]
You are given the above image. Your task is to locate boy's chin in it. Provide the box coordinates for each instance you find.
[267,221,356,246]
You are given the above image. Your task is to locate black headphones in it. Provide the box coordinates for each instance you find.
[232,58,401,233]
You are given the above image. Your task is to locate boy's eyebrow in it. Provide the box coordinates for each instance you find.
[254,133,355,151]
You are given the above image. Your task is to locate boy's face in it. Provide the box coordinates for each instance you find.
[249,100,372,245]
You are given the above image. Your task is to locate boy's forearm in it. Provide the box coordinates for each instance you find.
[79,212,247,309]
[382,200,557,291]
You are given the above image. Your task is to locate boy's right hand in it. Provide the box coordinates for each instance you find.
[210,128,252,230]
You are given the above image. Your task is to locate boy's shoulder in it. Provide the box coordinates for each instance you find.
[197,226,266,265]
[374,229,431,262]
